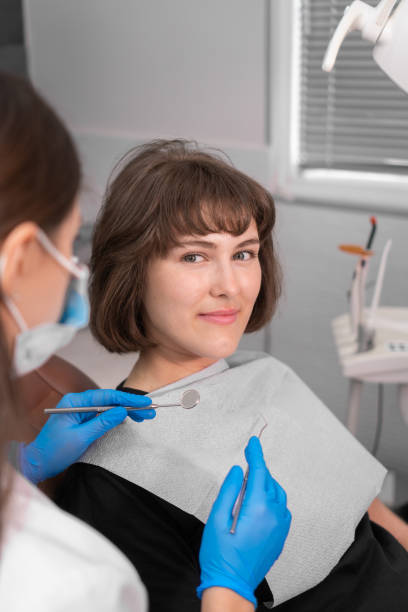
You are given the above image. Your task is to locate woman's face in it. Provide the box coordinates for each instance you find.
[143,218,262,362]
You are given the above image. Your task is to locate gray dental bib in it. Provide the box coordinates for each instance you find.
[80,351,386,605]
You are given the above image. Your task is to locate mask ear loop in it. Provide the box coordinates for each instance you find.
[36,228,88,279]
[1,292,28,332]
[0,255,28,332]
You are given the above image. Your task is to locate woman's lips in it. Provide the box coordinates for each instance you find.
[198,310,239,325]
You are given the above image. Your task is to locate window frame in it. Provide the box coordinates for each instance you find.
[270,0,408,213]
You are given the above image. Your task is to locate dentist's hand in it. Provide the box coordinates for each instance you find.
[19,389,154,484]
[197,437,291,606]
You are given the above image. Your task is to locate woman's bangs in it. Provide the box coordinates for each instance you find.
[151,158,274,255]
[157,198,255,254]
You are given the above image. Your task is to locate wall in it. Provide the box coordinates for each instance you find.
[24,0,268,222]
[24,0,408,498]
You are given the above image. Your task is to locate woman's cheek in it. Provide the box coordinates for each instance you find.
[244,266,262,301]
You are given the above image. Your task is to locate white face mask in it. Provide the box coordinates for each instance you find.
[1,228,90,376]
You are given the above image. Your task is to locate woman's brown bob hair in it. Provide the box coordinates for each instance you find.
[90,139,281,353]
[0,71,81,538]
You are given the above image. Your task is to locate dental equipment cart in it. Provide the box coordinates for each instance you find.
[333,307,408,435]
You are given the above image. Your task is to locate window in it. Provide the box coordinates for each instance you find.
[0,0,26,76]
[270,0,408,212]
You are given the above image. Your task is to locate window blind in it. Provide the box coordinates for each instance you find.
[299,0,408,174]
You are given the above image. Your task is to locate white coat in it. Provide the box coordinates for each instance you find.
[0,467,147,611]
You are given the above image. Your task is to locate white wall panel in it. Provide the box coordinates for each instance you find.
[24,0,266,145]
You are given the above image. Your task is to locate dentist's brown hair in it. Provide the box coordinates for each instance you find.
[0,71,81,538]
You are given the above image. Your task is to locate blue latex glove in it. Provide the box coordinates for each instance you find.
[19,389,155,484]
[197,436,291,606]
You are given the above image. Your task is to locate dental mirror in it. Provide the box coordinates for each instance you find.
[150,389,200,410]
[44,389,200,414]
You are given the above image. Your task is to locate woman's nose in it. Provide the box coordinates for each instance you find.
[209,262,240,298]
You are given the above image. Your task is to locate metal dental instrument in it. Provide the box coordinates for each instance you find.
[230,419,268,535]
[44,389,200,414]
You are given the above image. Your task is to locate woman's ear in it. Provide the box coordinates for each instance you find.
[0,222,40,296]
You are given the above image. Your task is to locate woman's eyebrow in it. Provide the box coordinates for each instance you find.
[179,238,260,249]
[236,238,260,248]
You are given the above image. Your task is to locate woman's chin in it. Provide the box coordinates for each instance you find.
[198,338,241,361]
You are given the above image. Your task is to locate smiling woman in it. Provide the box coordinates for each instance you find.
[56,140,408,612]
[88,140,280,391]
[86,141,281,396]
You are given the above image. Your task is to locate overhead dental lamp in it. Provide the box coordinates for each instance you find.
[323,0,408,95]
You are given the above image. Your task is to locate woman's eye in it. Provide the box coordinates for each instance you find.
[233,250,256,261]
[182,253,204,263]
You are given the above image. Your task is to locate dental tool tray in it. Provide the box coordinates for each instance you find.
[332,307,408,383]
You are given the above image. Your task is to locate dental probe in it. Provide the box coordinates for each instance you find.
[44,389,200,414]
[230,421,268,535]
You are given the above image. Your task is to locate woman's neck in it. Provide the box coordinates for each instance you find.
[124,347,218,392]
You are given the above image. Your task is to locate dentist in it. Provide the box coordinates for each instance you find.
[0,72,291,612]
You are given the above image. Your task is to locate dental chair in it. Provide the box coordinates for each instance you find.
[17,355,98,497]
